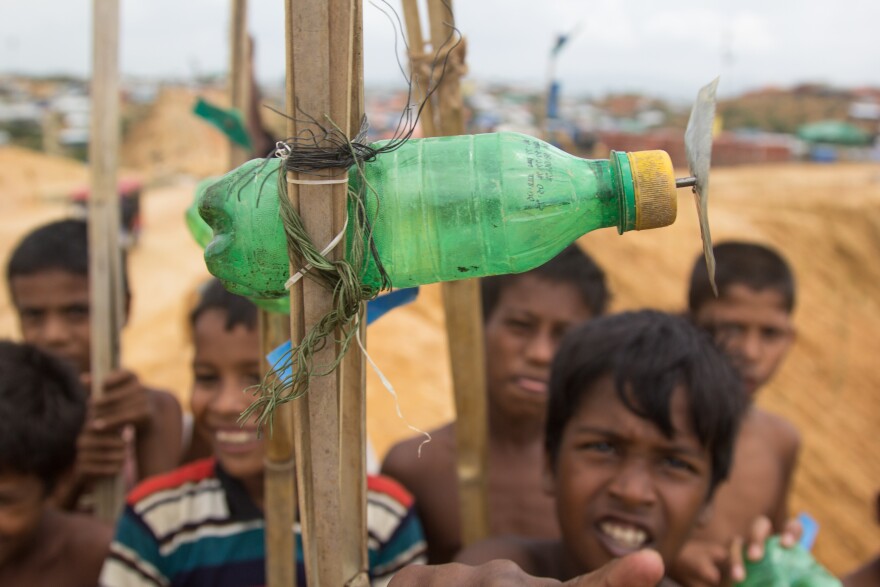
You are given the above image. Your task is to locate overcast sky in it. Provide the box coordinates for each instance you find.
[1,0,879,100]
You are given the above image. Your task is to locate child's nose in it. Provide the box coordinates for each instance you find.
[42,314,71,345]
[524,330,555,365]
[212,380,251,416]
[608,460,657,508]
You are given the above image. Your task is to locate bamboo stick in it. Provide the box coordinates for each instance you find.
[228,0,251,169]
[226,2,299,584]
[88,0,125,524]
[284,0,367,584]
[339,1,369,584]
[427,0,491,547]
[260,313,297,587]
[400,0,436,138]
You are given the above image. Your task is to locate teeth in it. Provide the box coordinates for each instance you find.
[600,522,648,548]
[216,429,257,444]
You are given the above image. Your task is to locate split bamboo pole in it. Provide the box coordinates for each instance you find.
[402,0,491,547]
[225,2,299,585]
[228,0,250,168]
[284,0,368,584]
[88,0,126,524]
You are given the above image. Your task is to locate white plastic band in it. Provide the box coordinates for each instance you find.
[287,176,349,185]
[355,321,432,456]
[283,214,350,290]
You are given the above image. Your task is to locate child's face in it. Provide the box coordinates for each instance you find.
[694,284,794,397]
[484,275,593,422]
[544,376,712,574]
[10,270,91,374]
[0,472,47,567]
[191,309,264,484]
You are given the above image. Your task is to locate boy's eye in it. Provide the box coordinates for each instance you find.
[18,308,43,322]
[760,327,785,341]
[194,373,219,386]
[661,455,698,473]
[64,305,90,321]
[504,318,532,330]
[581,441,616,454]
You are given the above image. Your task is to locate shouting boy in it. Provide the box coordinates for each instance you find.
[671,241,802,586]
[0,341,111,586]
[382,244,609,563]
[6,219,183,510]
[391,310,746,585]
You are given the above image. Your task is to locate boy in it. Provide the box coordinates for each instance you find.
[671,242,802,586]
[6,218,183,509]
[0,340,111,586]
[100,279,426,586]
[382,244,608,563]
[390,310,746,585]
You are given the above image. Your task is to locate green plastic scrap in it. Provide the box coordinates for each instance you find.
[736,537,841,587]
[192,97,253,151]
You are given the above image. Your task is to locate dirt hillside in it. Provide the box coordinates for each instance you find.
[1,109,878,575]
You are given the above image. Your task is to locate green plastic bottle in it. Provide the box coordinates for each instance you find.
[199,132,678,299]
[735,537,841,587]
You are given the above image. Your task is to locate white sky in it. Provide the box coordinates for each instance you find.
[1,0,879,100]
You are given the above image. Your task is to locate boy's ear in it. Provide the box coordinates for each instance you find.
[542,452,556,496]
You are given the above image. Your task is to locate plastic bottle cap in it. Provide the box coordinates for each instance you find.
[627,151,677,231]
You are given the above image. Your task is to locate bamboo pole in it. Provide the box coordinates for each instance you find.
[260,313,297,587]
[88,0,125,524]
[226,2,299,585]
[228,0,251,168]
[284,0,367,584]
[404,0,491,547]
[401,0,436,138]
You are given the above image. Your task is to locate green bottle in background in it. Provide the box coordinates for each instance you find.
[199,132,678,299]
[735,537,842,587]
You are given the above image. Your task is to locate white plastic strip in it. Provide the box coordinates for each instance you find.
[355,322,432,456]
[283,214,350,290]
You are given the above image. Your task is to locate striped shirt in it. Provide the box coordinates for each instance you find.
[99,458,426,586]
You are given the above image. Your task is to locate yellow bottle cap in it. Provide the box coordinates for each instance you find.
[627,150,677,231]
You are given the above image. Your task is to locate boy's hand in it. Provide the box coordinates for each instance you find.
[389,550,664,587]
[669,539,728,586]
[729,515,802,583]
[76,426,128,478]
[83,369,156,433]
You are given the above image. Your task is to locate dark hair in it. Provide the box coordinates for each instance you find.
[481,244,608,320]
[6,218,130,299]
[0,341,86,492]
[545,310,744,496]
[688,242,795,314]
[189,278,258,332]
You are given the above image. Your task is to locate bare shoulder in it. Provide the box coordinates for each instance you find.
[381,422,456,485]
[843,556,880,587]
[58,512,113,583]
[750,408,801,458]
[149,386,182,416]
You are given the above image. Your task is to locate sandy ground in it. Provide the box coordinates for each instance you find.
[1,88,878,575]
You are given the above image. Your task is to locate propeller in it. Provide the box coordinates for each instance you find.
[678,77,720,295]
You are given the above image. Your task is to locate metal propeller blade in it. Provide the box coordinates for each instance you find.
[684,77,720,295]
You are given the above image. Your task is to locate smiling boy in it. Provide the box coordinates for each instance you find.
[390,310,746,585]
[382,244,608,563]
[100,280,425,586]
[0,341,111,587]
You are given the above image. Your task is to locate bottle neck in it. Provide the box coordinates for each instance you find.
[609,151,638,234]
